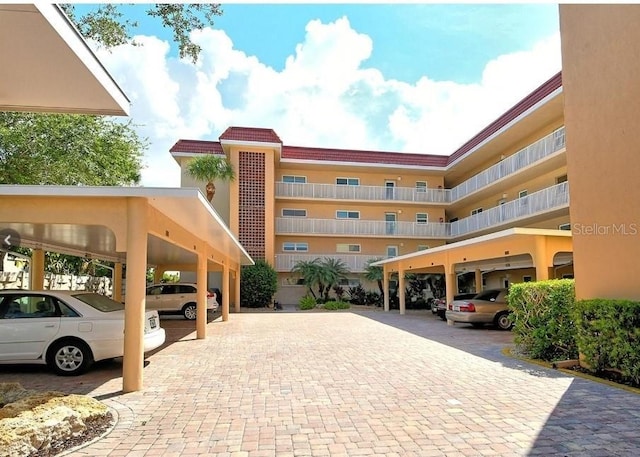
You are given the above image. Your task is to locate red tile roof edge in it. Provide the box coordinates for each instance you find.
[446,71,562,165]
[281,145,449,167]
[219,126,283,144]
[170,139,223,155]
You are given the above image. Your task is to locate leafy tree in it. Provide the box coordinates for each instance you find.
[61,3,223,63]
[241,260,278,308]
[0,112,144,185]
[186,155,235,202]
[291,257,350,302]
[364,258,385,296]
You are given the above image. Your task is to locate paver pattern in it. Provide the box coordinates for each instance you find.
[2,307,640,456]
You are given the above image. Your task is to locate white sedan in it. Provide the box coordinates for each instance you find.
[0,290,166,376]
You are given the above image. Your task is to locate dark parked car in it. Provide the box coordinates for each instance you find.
[433,293,477,320]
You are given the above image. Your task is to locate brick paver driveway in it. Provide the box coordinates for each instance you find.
[2,308,640,456]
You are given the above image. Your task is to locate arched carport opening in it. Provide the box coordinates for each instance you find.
[375,228,573,315]
[0,185,253,392]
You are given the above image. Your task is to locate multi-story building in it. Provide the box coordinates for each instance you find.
[170,71,573,305]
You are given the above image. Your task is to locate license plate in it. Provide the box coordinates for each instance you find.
[149,317,157,329]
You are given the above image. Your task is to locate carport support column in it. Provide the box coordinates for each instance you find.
[475,269,483,293]
[31,248,45,290]
[234,270,241,313]
[123,198,148,393]
[196,252,207,339]
[113,263,123,302]
[534,237,550,281]
[398,269,405,315]
[222,264,230,321]
[445,271,456,325]
[383,265,390,312]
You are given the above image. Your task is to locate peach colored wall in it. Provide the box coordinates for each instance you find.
[560,5,640,300]
[275,201,445,223]
[448,167,567,220]
[446,119,564,187]
[274,236,446,257]
[276,168,444,188]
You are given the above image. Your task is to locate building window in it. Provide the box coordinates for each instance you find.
[337,244,361,253]
[282,175,306,183]
[417,245,429,251]
[450,217,459,223]
[471,208,483,216]
[283,242,308,252]
[559,223,571,231]
[523,275,533,282]
[415,181,427,193]
[562,274,574,279]
[497,198,506,206]
[336,177,359,186]
[556,174,568,184]
[386,245,398,257]
[282,209,307,217]
[336,210,360,219]
[339,278,361,287]
[416,213,428,224]
[518,190,528,198]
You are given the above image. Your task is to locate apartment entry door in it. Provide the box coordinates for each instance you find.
[385,212,397,235]
[385,181,396,199]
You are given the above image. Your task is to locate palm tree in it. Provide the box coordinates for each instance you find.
[364,258,385,296]
[319,257,350,301]
[186,154,235,202]
[291,258,322,299]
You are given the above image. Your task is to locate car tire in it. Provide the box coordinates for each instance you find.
[182,302,197,320]
[495,312,513,331]
[47,339,94,376]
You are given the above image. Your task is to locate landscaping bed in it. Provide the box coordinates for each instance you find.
[0,382,113,457]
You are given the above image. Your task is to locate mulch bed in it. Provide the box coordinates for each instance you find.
[30,412,114,457]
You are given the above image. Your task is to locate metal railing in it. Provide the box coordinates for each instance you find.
[275,253,385,272]
[276,218,450,238]
[450,181,570,237]
[276,182,451,203]
[450,126,566,201]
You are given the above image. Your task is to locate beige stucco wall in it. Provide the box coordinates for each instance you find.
[560,4,640,300]
[276,168,445,188]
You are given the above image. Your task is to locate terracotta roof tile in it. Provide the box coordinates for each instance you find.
[282,146,448,167]
[219,127,282,144]
[447,71,562,165]
[170,139,223,155]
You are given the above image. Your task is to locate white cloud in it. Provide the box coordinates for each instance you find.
[95,18,562,187]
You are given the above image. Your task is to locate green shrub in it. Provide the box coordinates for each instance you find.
[348,285,366,306]
[508,279,577,361]
[365,291,382,307]
[322,300,350,310]
[240,260,278,308]
[299,295,316,310]
[573,298,640,385]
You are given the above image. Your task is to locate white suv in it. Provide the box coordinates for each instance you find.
[145,283,218,320]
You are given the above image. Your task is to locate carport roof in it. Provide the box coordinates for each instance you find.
[0,185,253,267]
[0,4,129,116]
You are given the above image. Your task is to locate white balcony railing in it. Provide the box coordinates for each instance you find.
[276,182,451,203]
[450,181,570,238]
[276,218,450,238]
[450,127,566,202]
[275,253,384,273]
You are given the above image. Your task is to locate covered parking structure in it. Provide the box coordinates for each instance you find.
[0,185,253,392]
[374,228,573,314]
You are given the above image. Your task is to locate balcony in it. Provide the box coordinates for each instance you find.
[450,181,570,238]
[275,253,384,273]
[276,218,450,238]
[450,127,566,202]
[276,182,451,204]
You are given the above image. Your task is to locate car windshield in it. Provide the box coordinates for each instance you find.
[72,293,124,312]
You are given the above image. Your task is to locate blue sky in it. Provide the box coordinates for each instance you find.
[75,3,562,186]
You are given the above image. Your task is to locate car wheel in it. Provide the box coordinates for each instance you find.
[47,339,94,376]
[495,312,513,330]
[183,302,197,320]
